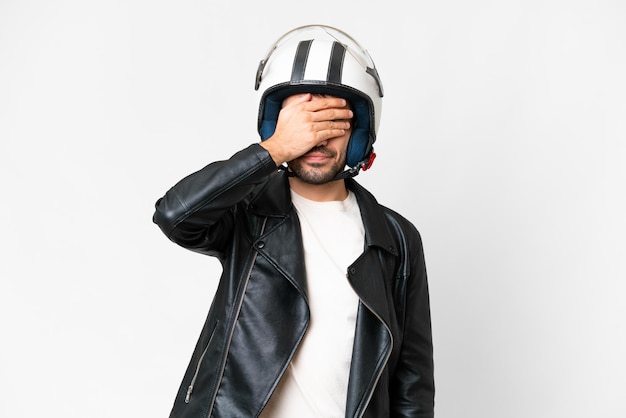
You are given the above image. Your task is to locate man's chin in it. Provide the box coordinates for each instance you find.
[288,164,341,184]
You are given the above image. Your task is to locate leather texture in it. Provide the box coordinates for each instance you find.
[153,144,435,418]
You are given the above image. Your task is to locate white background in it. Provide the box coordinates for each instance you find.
[1,1,625,417]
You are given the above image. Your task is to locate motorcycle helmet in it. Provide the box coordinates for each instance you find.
[254,24,384,175]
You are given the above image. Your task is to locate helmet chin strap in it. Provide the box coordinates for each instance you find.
[331,151,376,180]
[332,165,363,180]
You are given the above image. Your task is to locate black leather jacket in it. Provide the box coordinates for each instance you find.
[153,144,434,418]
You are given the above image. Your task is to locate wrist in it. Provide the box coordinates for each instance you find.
[259,139,288,166]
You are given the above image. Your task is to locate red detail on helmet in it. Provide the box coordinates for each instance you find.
[362,152,376,171]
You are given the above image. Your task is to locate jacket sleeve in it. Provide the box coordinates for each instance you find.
[152,143,278,256]
[391,225,435,417]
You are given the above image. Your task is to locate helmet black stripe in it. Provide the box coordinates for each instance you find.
[291,40,312,82]
[327,41,346,84]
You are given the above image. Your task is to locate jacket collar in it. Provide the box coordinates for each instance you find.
[346,178,399,257]
[247,169,292,216]
[250,171,398,257]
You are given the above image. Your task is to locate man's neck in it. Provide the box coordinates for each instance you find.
[288,177,348,202]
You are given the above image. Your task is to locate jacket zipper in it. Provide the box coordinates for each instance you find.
[205,217,268,417]
[185,321,219,403]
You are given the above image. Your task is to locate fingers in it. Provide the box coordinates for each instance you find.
[301,98,353,121]
[310,108,353,124]
[284,94,352,120]
[262,94,354,165]
[281,95,353,134]
[283,93,346,110]
[314,127,348,143]
[282,93,313,108]
[317,119,351,132]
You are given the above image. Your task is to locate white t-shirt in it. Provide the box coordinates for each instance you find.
[260,190,364,418]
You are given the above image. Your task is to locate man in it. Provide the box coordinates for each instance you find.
[153,25,434,418]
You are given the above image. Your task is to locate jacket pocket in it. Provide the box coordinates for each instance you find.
[185,320,219,404]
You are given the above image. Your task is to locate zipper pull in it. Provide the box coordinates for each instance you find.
[185,385,193,403]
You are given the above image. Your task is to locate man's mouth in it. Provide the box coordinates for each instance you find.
[304,147,334,159]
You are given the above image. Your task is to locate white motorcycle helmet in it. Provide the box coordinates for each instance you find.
[255,24,384,175]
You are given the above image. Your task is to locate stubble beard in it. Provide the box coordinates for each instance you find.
[288,147,345,184]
